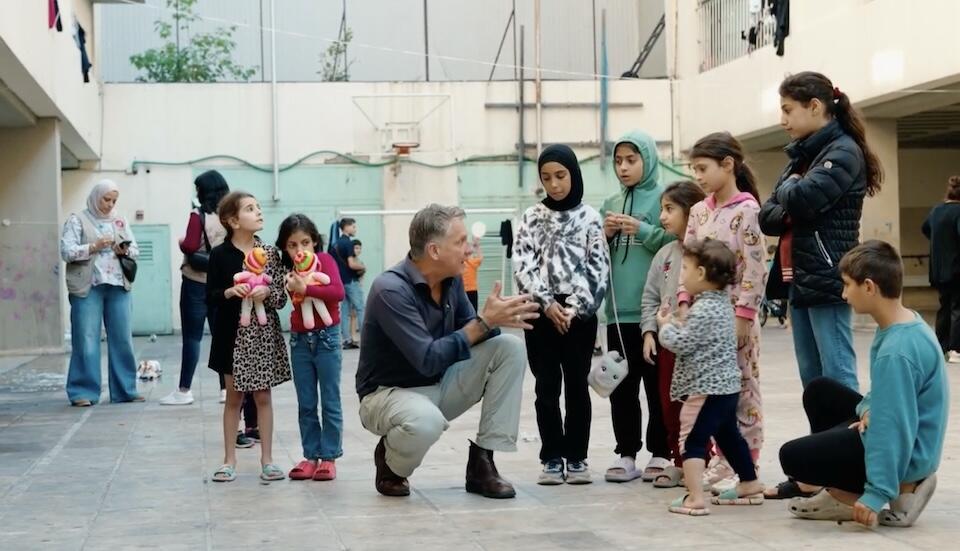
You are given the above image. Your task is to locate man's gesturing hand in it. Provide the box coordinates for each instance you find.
[480,281,540,330]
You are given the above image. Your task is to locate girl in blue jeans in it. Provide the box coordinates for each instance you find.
[278,214,346,481]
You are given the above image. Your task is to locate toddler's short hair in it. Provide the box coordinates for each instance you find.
[683,238,737,288]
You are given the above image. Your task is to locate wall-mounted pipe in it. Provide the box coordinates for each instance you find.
[270,0,280,201]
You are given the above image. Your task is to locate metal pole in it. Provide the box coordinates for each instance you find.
[259,0,265,82]
[591,0,598,77]
[270,0,280,201]
[512,0,518,80]
[534,0,542,155]
[518,25,525,189]
[423,0,430,81]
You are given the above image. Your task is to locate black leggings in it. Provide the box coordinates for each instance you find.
[779,376,866,494]
[682,393,757,482]
[524,310,598,462]
[607,323,668,458]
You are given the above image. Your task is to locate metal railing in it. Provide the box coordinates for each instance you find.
[698,0,776,72]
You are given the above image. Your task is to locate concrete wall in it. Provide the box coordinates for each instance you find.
[667,0,960,148]
[65,79,672,331]
[0,120,64,353]
[0,0,101,159]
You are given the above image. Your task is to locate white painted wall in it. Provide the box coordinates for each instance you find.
[0,120,64,353]
[667,0,960,148]
[64,79,672,331]
[0,0,101,158]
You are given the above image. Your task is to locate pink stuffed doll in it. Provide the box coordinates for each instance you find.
[292,250,333,330]
[234,247,272,326]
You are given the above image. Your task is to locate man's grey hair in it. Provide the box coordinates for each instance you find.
[409,204,466,260]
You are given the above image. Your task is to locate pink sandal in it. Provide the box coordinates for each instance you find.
[314,460,336,481]
[289,460,318,480]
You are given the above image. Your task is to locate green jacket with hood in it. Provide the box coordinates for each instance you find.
[601,130,675,325]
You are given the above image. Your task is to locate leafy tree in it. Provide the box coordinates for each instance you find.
[318,28,353,81]
[130,0,256,82]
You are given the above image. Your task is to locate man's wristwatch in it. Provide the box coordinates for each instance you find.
[475,315,492,334]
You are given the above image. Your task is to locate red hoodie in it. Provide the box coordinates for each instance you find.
[288,251,345,333]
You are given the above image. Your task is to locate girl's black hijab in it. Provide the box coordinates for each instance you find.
[538,144,584,212]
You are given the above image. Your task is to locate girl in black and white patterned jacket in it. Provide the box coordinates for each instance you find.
[514,144,609,485]
[657,238,763,516]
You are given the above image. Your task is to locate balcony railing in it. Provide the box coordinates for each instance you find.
[698,0,776,72]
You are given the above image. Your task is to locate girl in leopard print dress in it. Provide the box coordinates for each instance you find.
[207,191,291,483]
[514,144,610,485]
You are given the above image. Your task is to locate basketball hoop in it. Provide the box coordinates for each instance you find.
[392,141,420,157]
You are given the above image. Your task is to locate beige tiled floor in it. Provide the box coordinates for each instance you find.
[0,326,956,550]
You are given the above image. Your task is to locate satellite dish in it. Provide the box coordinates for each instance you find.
[471,221,487,240]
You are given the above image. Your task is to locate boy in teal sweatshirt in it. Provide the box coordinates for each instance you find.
[779,240,948,528]
[599,130,675,482]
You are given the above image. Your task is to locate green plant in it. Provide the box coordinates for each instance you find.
[130,0,256,82]
[318,28,353,81]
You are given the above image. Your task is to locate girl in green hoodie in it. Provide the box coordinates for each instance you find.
[600,130,675,482]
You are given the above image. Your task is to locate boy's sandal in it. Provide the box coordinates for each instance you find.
[212,464,237,482]
[313,461,337,481]
[652,465,684,488]
[668,495,710,516]
[288,460,317,480]
[260,463,286,482]
[711,488,764,505]
[788,490,853,521]
[641,457,674,482]
[879,473,937,528]
[764,479,816,500]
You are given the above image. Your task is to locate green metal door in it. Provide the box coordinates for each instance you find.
[200,166,384,331]
[130,224,173,335]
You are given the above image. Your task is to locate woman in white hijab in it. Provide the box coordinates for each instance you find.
[60,180,141,406]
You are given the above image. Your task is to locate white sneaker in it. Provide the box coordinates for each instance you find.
[948,351,960,364]
[219,389,227,403]
[159,389,194,406]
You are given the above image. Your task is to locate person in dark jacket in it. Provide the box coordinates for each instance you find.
[760,72,884,500]
[922,175,960,358]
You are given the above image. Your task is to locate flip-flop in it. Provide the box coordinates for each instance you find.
[880,473,937,527]
[70,399,93,407]
[711,488,764,505]
[789,490,853,521]
[313,461,336,481]
[288,460,317,481]
[212,464,236,482]
[668,494,710,516]
[764,479,816,499]
[653,465,684,488]
[260,463,286,482]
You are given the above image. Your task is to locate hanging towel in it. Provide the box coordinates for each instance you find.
[49,0,63,31]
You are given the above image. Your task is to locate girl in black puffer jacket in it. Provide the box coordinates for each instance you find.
[760,71,884,501]
[760,72,883,393]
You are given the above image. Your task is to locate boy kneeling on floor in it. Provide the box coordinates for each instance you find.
[779,240,949,528]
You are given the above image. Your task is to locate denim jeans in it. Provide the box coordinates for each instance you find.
[790,301,859,392]
[290,325,344,460]
[67,284,139,403]
[178,277,221,390]
[340,281,365,343]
